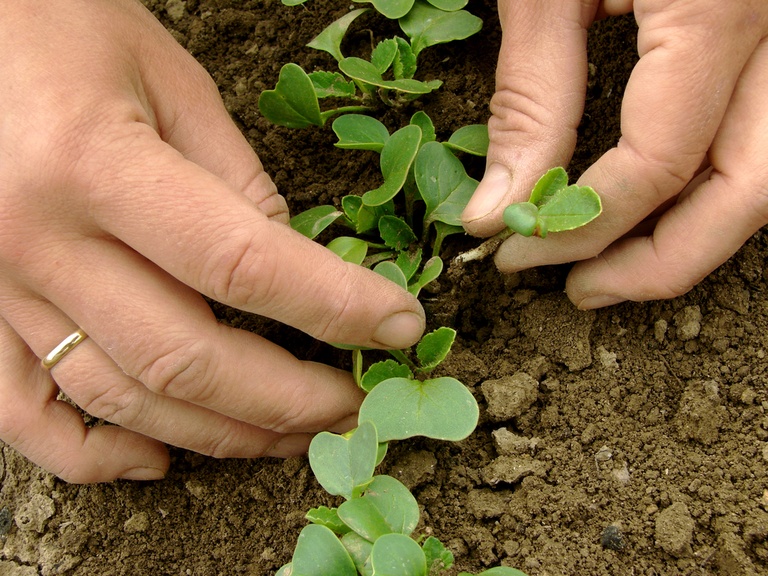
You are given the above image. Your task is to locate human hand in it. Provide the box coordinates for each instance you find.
[462,0,768,308]
[0,0,424,483]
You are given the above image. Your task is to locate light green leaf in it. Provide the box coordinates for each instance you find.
[536,184,602,236]
[360,359,413,393]
[370,533,427,576]
[399,1,482,56]
[306,506,351,535]
[379,215,417,250]
[410,111,436,145]
[308,421,378,500]
[290,205,342,239]
[423,536,455,572]
[395,248,422,282]
[415,142,478,227]
[333,114,390,151]
[341,532,374,576]
[259,63,323,128]
[355,0,415,19]
[426,0,467,10]
[282,0,309,5]
[408,256,442,297]
[445,124,489,156]
[309,71,357,98]
[393,37,417,79]
[291,525,357,576]
[502,202,539,237]
[362,124,422,207]
[276,563,291,576]
[337,475,420,539]
[307,8,369,62]
[339,57,442,94]
[416,327,455,371]
[371,38,398,74]
[459,569,529,576]
[327,236,369,265]
[373,261,408,290]
[342,195,395,233]
[529,166,569,207]
[359,376,479,441]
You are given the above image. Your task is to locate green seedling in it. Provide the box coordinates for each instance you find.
[454,167,603,264]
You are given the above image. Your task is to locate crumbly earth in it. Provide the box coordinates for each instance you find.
[2,1,768,575]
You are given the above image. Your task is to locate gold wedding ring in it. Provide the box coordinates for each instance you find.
[41,329,89,371]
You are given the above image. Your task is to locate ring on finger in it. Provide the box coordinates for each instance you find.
[41,329,89,371]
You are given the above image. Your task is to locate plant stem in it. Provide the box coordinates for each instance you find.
[452,228,513,264]
[352,349,363,388]
[388,348,419,373]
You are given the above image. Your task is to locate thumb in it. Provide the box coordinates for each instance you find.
[462,0,600,237]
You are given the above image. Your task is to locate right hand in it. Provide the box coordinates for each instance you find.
[0,0,425,483]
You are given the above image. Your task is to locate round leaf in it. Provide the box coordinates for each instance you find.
[333,115,390,152]
[537,184,602,234]
[327,236,369,265]
[399,2,482,56]
[373,261,409,291]
[258,63,323,128]
[415,327,456,371]
[291,524,357,576]
[445,124,489,156]
[359,377,479,441]
[415,141,478,227]
[379,215,417,250]
[290,205,342,239]
[426,0,467,10]
[337,475,420,540]
[370,533,427,576]
[361,359,413,393]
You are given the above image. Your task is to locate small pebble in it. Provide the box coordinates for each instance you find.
[601,525,626,551]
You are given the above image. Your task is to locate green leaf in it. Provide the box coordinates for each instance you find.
[290,205,342,239]
[423,536,455,572]
[306,506,351,535]
[373,261,408,290]
[327,236,369,265]
[408,256,442,297]
[416,327,456,371]
[342,195,395,233]
[259,63,323,128]
[426,0,467,10]
[415,142,478,227]
[459,570,529,576]
[360,359,413,393]
[445,124,489,156]
[502,202,539,237]
[309,71,357,98]
[308,421,378,500]
[536,183,602,236]
[379,215,417,250]
[355,0,415,19]
[282,0,309,5]
[370,533,427,576]
[362,124,422,207]
[529,166,569,207]
[332,114,389,152]
[410,111,436,145]
[339,57,442,94]
[337,475,420,539]
[395,248,422,282]
[399,1,482,56]
[371,38,399,74]
[393,37,417,79]
[290,524,357,576]
[359,376,479,441]
[307,8,369,62]
[341,532,374,576]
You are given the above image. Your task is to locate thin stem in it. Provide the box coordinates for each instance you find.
[452,228,513,264]
[388,348,419,373]
[352,349,363,389]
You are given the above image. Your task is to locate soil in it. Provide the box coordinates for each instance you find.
[2,1,768,575]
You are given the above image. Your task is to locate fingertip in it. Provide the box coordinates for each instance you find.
[370,310,425,350]
[462,163,514,237]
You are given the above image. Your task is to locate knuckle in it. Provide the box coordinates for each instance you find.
[488,85,560,141]
[137,338,217,402]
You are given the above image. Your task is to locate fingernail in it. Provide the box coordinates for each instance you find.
[462,163,512,222]
[120,467,166,481]
[577,295,626,310]
[372,311,425,349]
[266,434,312,458]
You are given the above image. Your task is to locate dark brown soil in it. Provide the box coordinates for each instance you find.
[2,1,768,575]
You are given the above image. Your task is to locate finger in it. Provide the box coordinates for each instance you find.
[0,315,170,484]
[130,3,289,222]
[566,37,768,308]
[71,129,424,350]
[0,287,315,461]
[14,236,366,435]
[461,0,600,236]
[494,0,763,272]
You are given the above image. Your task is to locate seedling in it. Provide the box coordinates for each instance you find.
[260,2,481,126]
[454,167,602,264]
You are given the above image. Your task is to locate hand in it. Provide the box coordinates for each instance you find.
[0,0,424,483]
[462,0,768,308]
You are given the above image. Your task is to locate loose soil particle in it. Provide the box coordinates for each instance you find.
[2,1,768,575]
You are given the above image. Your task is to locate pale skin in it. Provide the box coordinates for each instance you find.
[0,0,425,483]
[2,0,766,484]
[463,0,768,309]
